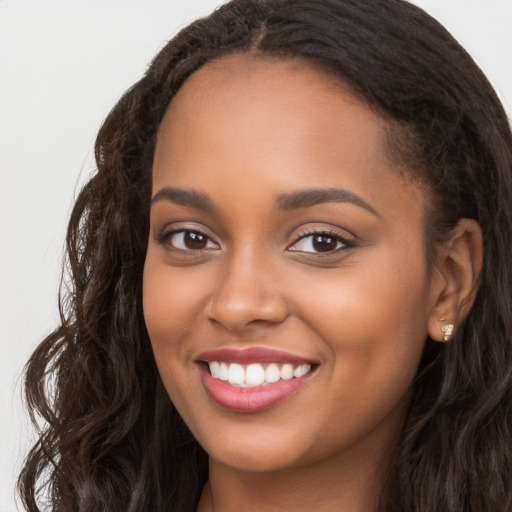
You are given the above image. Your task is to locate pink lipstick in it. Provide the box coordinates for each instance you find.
[197,348,316,413]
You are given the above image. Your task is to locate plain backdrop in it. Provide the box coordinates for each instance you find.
[0,1,511,511]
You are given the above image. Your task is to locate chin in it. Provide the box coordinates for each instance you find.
[208,440,309,473]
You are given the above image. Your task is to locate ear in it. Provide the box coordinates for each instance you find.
[428,218,483,342]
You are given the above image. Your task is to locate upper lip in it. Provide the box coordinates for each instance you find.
[196,347,316,365]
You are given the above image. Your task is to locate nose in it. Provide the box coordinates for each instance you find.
[206,249,289,332]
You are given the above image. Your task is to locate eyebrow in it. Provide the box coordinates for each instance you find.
[277,187,378,216]
[151,187,214,210]
[150,186,378,216]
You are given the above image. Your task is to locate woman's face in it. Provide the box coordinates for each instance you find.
[143,55,443,474]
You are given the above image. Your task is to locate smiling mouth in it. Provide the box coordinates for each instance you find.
[206,361,313,387]
[196,348,318,412]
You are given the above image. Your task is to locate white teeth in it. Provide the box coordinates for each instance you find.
[207,361,313,387]
[265,363,281,383]
[219,362,229,381]
[294,364,311,377]
[245,363,266,386]
[280,364,294,380]
[228,363,245,385]
[209,361,220,378]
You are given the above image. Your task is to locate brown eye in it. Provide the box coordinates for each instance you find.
[288,231,351,254]
[184,231,207,249]
[166,230,219,251]
[312,235,338,252]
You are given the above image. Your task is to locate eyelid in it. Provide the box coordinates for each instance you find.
[287,226,356,254]
[156,224,221,252]
[154,223,356,255]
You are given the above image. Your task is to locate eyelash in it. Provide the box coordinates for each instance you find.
[288,227,355,255]
[157,227,355,255]
[157,229,220,253]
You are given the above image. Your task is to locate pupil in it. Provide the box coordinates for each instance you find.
[184,231,207,249]
[312,235,337,252]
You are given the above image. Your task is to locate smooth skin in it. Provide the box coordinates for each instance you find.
[143,55,482,512]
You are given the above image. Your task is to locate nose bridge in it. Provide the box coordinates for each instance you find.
[208,242,288,331]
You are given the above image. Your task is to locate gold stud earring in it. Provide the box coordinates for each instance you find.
[441,323,454,342]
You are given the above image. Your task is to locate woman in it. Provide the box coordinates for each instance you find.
[19,0,512,511]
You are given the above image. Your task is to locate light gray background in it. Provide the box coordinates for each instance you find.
[1,1,511,511]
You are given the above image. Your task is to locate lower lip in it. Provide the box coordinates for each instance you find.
[199,365,312,413]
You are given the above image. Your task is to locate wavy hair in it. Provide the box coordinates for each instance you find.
[19,1,512,511]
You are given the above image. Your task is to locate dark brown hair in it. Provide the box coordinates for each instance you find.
[19,1,512,511]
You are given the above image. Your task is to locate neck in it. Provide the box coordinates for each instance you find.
[198,442,395,512]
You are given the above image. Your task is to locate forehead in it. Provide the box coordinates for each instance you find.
[158,54,387,155]
[152,54,425,226]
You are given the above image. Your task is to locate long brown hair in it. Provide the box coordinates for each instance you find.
[19,1,512,510]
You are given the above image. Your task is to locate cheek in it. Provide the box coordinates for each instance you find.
[291,247,431,414]
[142,257,208,400]
[143,257,209,351]
[317,269,430,353]
[142,261,210,439]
